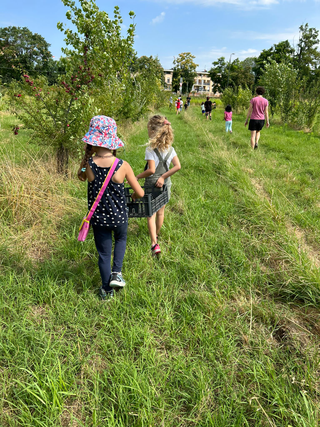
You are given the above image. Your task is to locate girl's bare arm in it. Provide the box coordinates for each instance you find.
[155,156,181,188]
[136,160,156,180]
[125,163,144,199]
[265,106,270,127]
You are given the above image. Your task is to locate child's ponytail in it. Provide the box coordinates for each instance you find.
[77,144,93,180]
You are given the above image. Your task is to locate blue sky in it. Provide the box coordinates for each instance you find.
[1,0,320,71]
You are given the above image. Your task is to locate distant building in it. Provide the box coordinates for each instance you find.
[164,69,174,90]
[163,69,214,95]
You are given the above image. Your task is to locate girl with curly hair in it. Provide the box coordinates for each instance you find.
[136,115,181,256]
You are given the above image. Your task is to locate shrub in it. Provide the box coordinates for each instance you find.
[8,2,166,172]
[8,1,136,174]
[294,80,320,131]
[259,60,298,119]
[260,60,320,131]
[221,86,251,113]
[8,71,99,174]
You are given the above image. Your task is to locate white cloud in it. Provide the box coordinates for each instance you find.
[144,0,279,9]
[150,0,244,5]
[197,47,228,59]
[231,29,299,43]
[238,48,260,55]
[151,12,166,24]
[250,0,278,5]
[0,21,15,26]
[177,47,260,70]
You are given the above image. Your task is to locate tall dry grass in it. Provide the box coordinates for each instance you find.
[0,155,82,261]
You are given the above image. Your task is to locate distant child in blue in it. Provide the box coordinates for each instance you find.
[201,102,205,115]
[224,105,233,133]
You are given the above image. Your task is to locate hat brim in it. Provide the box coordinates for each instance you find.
[82,132,124,150]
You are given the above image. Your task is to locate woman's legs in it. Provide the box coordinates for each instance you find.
[250,131,256,149]
[250,129,262,148]
[255,131,261,146]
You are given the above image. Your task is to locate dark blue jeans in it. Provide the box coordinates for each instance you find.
[92,222,128,292]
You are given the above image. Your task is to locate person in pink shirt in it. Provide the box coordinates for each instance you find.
[224,104,233,133]
[176,98,181,115]
[245,86,270,149]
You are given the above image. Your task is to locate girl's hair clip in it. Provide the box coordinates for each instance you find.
[81,167,86,172]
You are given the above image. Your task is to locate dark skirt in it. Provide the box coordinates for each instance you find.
[249,119,265,131]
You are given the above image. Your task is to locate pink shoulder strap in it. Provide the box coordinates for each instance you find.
[86,157,119,221]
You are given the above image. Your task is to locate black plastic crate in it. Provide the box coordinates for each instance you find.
[125,185,169,218]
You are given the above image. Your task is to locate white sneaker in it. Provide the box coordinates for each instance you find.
[110,273,126,288]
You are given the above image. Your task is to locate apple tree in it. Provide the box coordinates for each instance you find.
[172,52,198,94]
[9,0,135,174]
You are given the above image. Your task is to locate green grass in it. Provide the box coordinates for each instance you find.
[0,105,319,426]
[187,97,222,106]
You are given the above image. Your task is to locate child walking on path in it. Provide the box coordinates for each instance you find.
[136,115,181,256]
[224,105,232,133]
[78,116,144,300]
[201,102,205,115]
[204,97,213,120]
[176,98,181,115]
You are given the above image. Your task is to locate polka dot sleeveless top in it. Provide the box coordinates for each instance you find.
[87,157,128,227]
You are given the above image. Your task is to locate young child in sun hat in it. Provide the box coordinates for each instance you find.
[78,116,144,300]
[136,115,181,256]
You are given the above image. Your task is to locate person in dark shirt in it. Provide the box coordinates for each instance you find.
[204,97,212,121]
[187,96,191,106]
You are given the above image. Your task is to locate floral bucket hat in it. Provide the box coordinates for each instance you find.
[82,116,124,149]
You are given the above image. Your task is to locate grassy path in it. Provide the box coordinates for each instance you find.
[0,107,319,426]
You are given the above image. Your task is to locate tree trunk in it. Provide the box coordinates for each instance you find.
[57,145,69,176]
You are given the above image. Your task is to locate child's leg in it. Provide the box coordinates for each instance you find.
[156,205,166,235]
[225,121,228,132]
[112,222,128,274]
[93,226,113,292]
[147,213,157,246]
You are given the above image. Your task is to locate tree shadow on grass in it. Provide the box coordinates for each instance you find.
[1,214,149,296]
